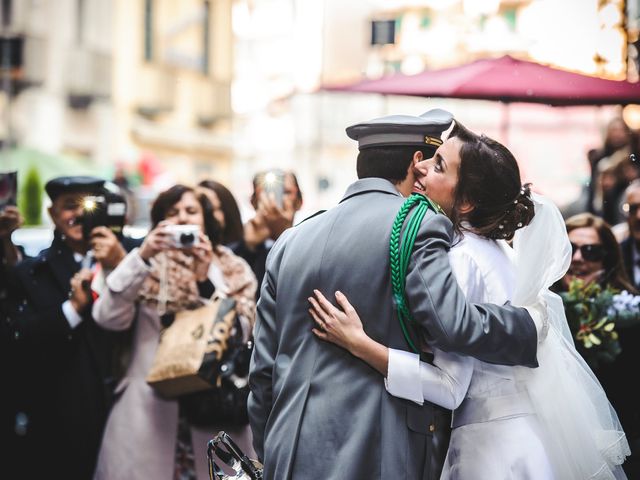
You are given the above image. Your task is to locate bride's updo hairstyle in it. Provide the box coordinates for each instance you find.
[449,122,535,240]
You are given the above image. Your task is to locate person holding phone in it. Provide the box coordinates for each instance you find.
[231,169,303,294]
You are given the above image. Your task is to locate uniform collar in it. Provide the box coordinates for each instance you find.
[339,178,403,204]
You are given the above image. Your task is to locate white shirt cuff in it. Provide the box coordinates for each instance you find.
[62,300,84,329]
[385,348,424,405]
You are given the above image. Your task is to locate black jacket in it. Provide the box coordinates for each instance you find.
[614,238,640,475]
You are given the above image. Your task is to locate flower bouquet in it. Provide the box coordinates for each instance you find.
[560,279,640,369]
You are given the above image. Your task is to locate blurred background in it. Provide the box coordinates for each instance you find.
[0,0,638,237]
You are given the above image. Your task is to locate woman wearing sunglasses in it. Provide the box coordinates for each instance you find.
[559,212,635,293]
[557,212,640,478]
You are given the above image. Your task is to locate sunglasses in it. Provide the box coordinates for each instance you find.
[570,242,605,262]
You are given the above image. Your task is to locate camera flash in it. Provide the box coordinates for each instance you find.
[83,198,97,211]
[264,172,277,185]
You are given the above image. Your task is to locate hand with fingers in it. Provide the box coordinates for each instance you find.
[69,268,94,313]
[258,192,295,240]
[0,206,24,267]
[191,231,214,281]
[309,289,390,375]
[0,206,23,239]
[139,221,173,262]
[308,289,369,354]
[90,227,126,270]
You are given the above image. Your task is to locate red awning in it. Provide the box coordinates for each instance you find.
[324,55,640,106]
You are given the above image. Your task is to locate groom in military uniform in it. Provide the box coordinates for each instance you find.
[248,109,541,480]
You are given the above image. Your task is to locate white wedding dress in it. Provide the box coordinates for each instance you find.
[386,194,629,479]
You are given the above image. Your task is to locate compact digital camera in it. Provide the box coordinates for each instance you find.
[77,183,127,241]
[165,224,200,248]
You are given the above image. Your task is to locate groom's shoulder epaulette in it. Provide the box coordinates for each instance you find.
[295,210,327,227]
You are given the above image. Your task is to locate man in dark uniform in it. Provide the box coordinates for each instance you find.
[3,176,138,479]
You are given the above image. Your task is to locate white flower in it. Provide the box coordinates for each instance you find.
[607,290,640,317]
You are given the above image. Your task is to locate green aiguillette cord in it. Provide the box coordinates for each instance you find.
[390,193,442,353]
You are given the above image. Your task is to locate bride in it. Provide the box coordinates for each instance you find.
[309,121,629,479]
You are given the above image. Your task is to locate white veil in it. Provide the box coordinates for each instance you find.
[511,193,630,479]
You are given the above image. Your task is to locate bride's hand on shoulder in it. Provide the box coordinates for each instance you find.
[308,290,368,354]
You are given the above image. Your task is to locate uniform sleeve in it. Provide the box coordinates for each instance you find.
[405,214,538,367]
[385,248,479,408]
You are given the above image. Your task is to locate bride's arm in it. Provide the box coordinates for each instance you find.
[387,347,472,408]
[309,290,473,408]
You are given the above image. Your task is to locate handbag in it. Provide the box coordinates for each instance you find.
[179,340,253,427]
[207,431,263,480]
[146,295,239,398]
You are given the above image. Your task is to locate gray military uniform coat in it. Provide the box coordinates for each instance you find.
[248,178,538,480]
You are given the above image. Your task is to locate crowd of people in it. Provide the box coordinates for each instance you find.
[0,169,302,479]
[0,111,639,480]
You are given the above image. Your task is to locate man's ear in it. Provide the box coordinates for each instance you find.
[412,150,424,166]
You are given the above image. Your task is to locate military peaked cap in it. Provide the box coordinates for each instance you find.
[346,108,454,150]
[45,176,105,201]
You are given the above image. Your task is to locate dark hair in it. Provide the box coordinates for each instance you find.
[150,184,222,247]
[604,117,633,153]
[250,169,303,206]
[198,179,244,244]
[564,213,636,293]
[448,122,535,240]
[356,146,434,183]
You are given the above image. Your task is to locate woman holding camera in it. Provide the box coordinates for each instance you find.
[92,184,257,480]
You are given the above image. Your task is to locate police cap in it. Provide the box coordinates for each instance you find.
[45,176,105,201]
[346,108,454,151]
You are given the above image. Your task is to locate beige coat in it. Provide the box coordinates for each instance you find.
[93,247,257,480]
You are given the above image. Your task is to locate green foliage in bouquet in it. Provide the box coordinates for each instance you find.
[560,279,640,369]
